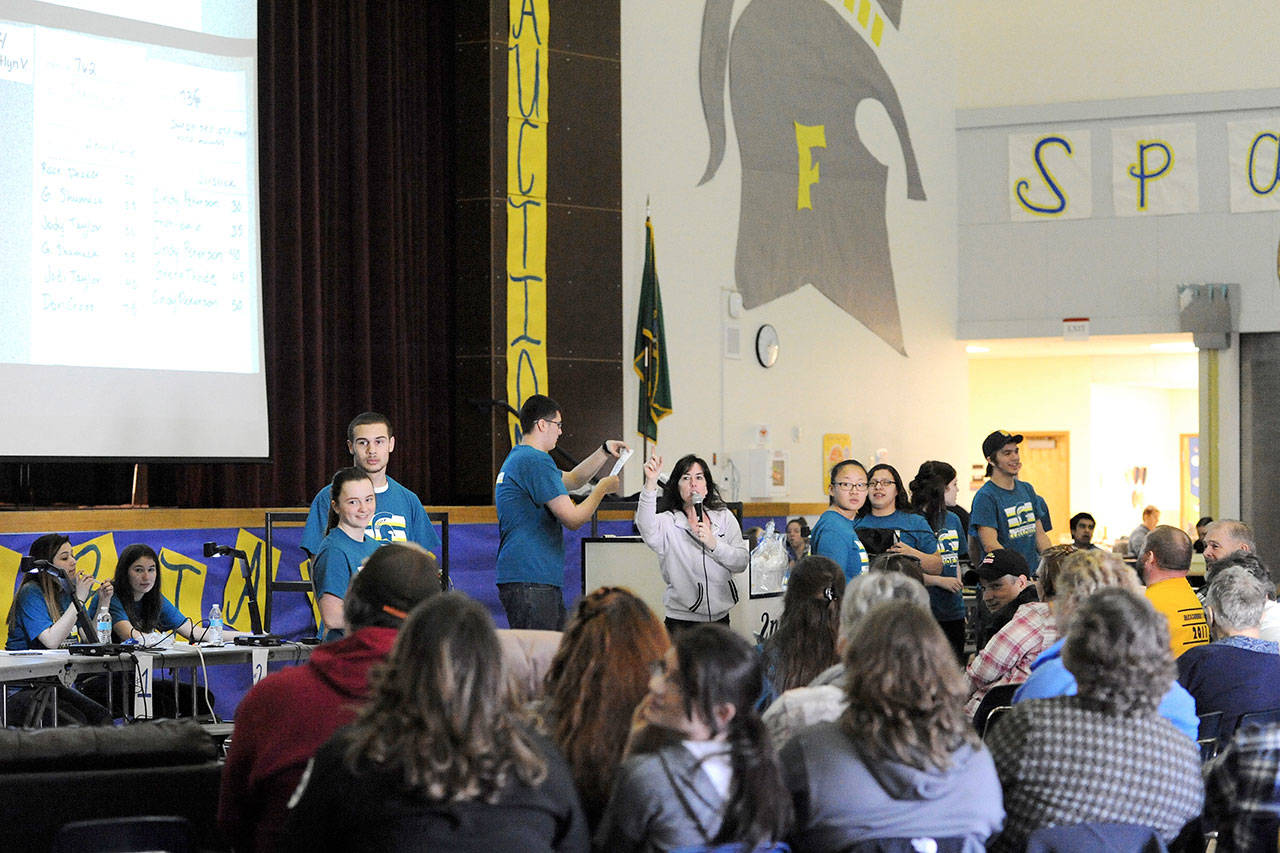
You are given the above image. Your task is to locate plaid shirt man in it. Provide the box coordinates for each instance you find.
[965,601,1058,717]
[1204,722,1280,850]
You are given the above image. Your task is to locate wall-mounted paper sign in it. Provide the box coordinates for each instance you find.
[1008,130,1092,221]
[1111,123,1198,217]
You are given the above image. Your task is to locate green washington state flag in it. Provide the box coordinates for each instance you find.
[633,217,672,441]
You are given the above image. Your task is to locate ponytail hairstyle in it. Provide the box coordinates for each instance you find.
[761,556,844,693]
[325,467,374,535]
[826,459,867,506]
[908,460,957,533]
[674,624,792,846]
[113,543,163,633]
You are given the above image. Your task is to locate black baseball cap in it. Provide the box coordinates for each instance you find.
[982,430,1023,460]
[963,549,1031,585]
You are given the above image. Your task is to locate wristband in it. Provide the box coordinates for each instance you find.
[601,441,610,455]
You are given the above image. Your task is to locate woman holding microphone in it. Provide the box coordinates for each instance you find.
[636,453,748,636]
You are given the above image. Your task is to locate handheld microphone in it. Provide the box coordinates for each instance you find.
[692,492,705,522]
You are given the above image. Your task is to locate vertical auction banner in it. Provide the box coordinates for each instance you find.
[505,0,550,445]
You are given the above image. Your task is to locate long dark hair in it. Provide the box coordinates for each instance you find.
[342,592,547,802]
[113,544,163,633]
[6,533,71,638]
[842,600,979,771]
[908,460,956,532]
[542,588,669,827]
[856,463,910,518]
[674,624,792,846]
[761,556,844,693]
[326,467,374,534]
[657,454,726,514]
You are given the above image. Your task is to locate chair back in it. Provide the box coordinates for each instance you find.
[1238,708,1280,732]
[982,706,1014,739]
[53,816,192,853]
[972,682,1020,736]
[1025,822,1167,852]
[841,838,969,852]
[1196,710,1223,761]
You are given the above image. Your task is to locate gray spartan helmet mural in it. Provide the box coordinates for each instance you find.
[698,0,924,356]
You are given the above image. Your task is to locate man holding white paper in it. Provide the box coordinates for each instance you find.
[494,394,627,629]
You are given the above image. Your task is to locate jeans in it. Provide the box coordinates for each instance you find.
[498,582,566,630]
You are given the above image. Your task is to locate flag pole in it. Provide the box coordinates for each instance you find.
[642,196,652,464]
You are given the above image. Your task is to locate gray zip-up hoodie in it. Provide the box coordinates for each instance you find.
[634,489,749,622]
[594,741,728,852]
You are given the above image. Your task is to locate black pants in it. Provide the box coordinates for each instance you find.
[664,615,730,638]
[937,617,968,664]
[5,682,111,727]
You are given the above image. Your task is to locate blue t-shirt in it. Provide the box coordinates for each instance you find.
[314,529,381,600]
[930,511,967,621]
[854,510,938,554]
[495,444,570,587]
[108,594,187,634]
[300,475,441,557]
[5,583,72,650]
[969,479,1050,573]
[1013,638,1198,740]
[809,509,869,583]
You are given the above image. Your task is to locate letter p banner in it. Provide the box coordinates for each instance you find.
[1128,140,1172,210]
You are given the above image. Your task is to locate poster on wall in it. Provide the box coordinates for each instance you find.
[822,433,853,483]
[1008,130,1093,221]
[1110,123,1198,216]
[1227,119,1280,213]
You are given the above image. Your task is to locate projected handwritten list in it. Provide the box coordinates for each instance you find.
[10,25,257,372]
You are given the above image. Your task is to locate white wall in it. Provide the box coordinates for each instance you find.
[968,352,1198,541]
[955,1,1280,108]
[620,0,967,502]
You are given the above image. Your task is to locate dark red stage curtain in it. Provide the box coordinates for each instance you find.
[1,2,456,509]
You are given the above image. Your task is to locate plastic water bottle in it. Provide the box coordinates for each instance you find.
[96,603,111,645]
[207,604,223,645]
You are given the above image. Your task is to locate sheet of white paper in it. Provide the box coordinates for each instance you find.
[609,448,633,477]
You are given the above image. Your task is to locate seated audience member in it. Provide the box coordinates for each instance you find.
[312,467,383,641]
[784,517,809,567]
[535,587,669,832]
[1069,512,1098,550]
[760,555,845,706]
[908,460,969,661]
[596,624,791,852]
[1209,550,1280,643]
[782,600,1004,850]
[1177,566,1280,738]
[1013,550,1198,739]
[284,590,585,852]
[987,588,1203,852]
[109,543,241,717]
[1192,516,1214,554]
[5,533,113,726]
[1139,524,1208,657]
[1127,505,1160,562]
[1202,518,1257,562]
[965,549,1037,651]
[1203,721,1280,851]
[219,544,440,853]
[762,572,929,747]
[870,551,926,586]
[965,544,1074,718]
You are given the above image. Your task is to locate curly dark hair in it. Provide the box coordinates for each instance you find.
[908,460,956,532]
[841,599,979,772]
[870,551,924,586]
[541,587,669,826]
[761,556,844,693]
[341,592,546,803]
[1062,587,1173,716]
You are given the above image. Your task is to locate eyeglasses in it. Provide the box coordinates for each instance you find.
[833,481,868,492]
[868,479,896,489]
[541,418,563,430]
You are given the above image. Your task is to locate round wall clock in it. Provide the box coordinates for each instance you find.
[755,324,780,368]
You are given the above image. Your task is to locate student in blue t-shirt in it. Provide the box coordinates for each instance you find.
[855,464,943,577]
[809,459,871,583]
[969,431,1051,574]
[108,542,238,717]
[495,394,627,630]
[907,460,969,662]
[312,468,383,641]
[299,412,442,559]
